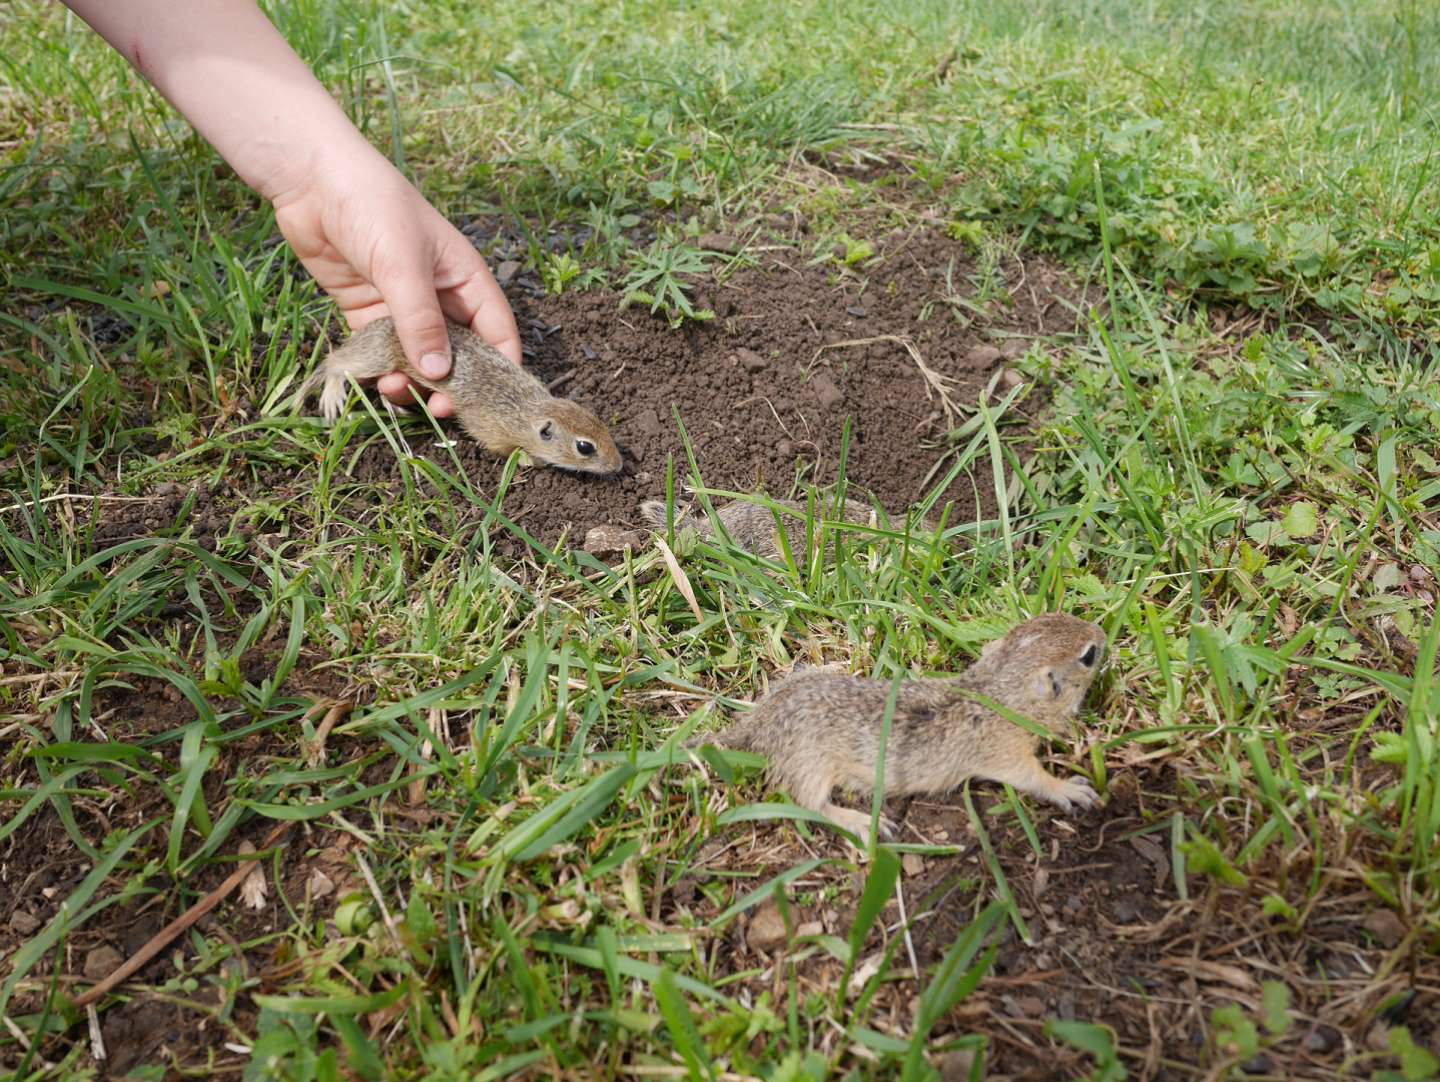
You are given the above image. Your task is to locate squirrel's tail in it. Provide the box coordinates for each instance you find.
[683,714,761,752]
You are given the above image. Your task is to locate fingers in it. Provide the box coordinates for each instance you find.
[375,249,454,383]
[374,375,456,417]
[436,240,523,366]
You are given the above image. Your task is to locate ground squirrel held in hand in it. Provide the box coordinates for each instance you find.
[303,317,623,475]
[694,613,1106,843]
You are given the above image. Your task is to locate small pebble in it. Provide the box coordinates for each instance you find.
[1001,339,1028,361]
[810,372,844,411]
[846,305,867,318]
[939,1050,976,1082]
[634,408,662,437]
[734,347,768,373]
[1303,1026,1338,1054]
[495,260,521,285]
[746,901,788,953]
[1014,996,1046,1017]
[1111,901,1137,924]
[83,945,125,982]
[697,233,739,253]
[9,910,40,935]
[1241,1054,1273,1075]
[967,344,1003,367]
[581,344,598,361]
[1363,908,1405,948]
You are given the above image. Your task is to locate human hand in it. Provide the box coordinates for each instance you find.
[271,139,521,417]
[61,0,522,416]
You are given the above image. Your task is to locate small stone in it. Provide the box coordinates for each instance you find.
[634,408,663,437]
[1241,1053,1273,1074]
[746,901,788,953]
[998,368,1023,392]
[795,921,823,938]
[1001,339,1028,361]
[83,945,125,982]
[1111,901,1137,924]
[939,1049,976,1081]
[697,233,739,253]
[901,853,925,877]
[966,345,1002,367]
[581,343,598,361]
[583,525,646,559]
[495,260,521,285]
[1303,1026,1338,1054]
[776,439,794,458]
[846,305,867,318]
[9,910,40,935]
[1411,564,1433,584]
[1363,908,1405,948]
[307,869,336,901]
[810,372,844,410]
[1014,996,1046,1017]
[734,347,768,373]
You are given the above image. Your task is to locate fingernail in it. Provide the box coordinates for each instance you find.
[419,353,449,379]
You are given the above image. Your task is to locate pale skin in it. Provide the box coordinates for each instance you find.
[61,0,523,416]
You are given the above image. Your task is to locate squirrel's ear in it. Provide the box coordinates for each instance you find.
[538,420,555,442]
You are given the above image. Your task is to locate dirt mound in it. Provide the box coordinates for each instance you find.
[347,228,1088,544]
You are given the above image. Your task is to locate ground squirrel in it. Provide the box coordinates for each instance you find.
[641,494,943,559]
[302,317,623,474]
[693,613,1106,843]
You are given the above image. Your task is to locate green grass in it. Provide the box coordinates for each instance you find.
[3,0,1440,1078]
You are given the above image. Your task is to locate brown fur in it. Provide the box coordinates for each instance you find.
[694,614,1106,843]
[301,317,622,474]
[640,495,942,558]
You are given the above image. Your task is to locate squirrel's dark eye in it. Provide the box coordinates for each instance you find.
[575,439,596,457]
[1080,643,1099,668]
[539,421,554,442]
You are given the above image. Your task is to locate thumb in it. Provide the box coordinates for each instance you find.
[378,259,452,380]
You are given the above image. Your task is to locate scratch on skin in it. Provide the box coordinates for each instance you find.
[130,34,146,77]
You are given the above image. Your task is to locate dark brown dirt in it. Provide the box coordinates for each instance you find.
[677,761,1438,1081]
[343,226,1087,545]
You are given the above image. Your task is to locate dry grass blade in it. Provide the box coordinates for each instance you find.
[808,335,963,425]
[653,535,704,624]
[72,821,296,1007]
[304,700,354,768]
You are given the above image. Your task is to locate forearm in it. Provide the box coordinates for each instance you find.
[62,0,373,203]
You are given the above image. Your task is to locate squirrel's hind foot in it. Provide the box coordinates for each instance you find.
[317,373,348,423]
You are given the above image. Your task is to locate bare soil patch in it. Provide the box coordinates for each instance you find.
[347,226,1087,544]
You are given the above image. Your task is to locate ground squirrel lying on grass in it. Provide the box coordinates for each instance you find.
[641,495,943,559]
[693,613,1106,844]
[302,317,623,475]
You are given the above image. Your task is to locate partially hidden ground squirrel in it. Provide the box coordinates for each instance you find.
[302,317,623,475]
[641,495,943,559]
[692,613,1106,843]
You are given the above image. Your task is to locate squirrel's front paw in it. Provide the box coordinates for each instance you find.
[1050,777,1099,813]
